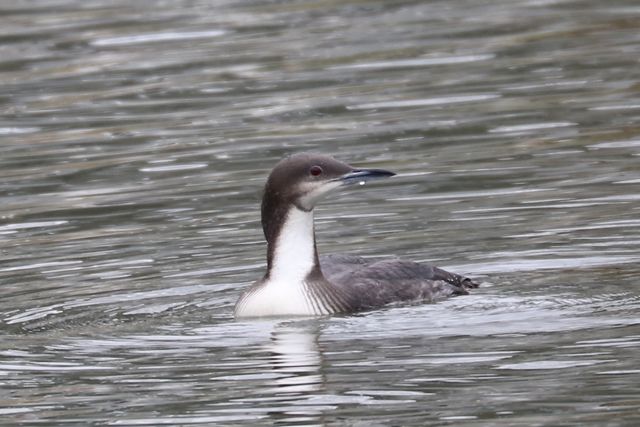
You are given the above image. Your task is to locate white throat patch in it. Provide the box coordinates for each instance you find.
[270,207,316,282]
[235,207,330,317]
[297,180,343,211]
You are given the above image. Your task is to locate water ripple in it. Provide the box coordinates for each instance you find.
[91,30,227,46]
[333,54,495,70]
[347,94,500,110]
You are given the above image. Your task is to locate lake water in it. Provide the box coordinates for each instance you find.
[1,0,640,425]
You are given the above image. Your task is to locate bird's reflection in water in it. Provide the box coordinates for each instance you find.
[264,320,323,395]
[246,320,336,425]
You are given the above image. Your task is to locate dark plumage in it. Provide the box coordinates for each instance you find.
[320,254,478,310]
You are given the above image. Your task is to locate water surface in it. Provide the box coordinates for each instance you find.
[1,0,640,425]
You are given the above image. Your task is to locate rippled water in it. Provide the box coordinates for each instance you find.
[2,0,640,425]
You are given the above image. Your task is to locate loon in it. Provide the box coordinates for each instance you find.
[234,153,478,318]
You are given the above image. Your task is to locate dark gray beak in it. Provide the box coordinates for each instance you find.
[338,168,396,186]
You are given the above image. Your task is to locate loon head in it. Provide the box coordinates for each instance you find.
[261,153,396,243]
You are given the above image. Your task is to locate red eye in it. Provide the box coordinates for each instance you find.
[309,165,323,176]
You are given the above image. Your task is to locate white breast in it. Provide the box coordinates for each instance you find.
[234,207,332,317]
[234,278,329,317]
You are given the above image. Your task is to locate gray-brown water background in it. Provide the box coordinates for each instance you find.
[2,0,640,425]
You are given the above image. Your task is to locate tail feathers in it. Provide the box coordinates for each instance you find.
[461,277,480,290]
